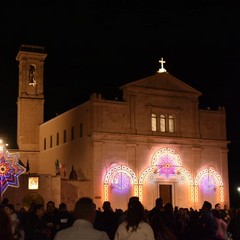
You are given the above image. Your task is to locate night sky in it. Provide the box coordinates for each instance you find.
[1,2,240,207]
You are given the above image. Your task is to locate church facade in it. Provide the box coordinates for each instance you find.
[6,45,229,211]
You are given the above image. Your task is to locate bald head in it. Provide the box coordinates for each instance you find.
[74,197,96,223]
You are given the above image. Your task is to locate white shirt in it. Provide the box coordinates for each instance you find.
[11,212,19,234]
[114,221,155,240]
[54,219,110,240]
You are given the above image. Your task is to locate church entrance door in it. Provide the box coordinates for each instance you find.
[159,184,172,205]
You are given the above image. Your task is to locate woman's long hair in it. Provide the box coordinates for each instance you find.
[126,199,145,232]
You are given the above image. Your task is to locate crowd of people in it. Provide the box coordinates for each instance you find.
[0,198,74,240]
[1,196,240,240]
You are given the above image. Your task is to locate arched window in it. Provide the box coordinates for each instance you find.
[160,114,166,132]
[151,114,157,131]
[169,115,175,133]
[29,64,37,86]
[151,113,176,133]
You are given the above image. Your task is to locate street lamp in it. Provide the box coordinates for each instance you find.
[0,139,9,150]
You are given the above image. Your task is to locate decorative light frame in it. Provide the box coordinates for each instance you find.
[104,165,138,201]
[28,176,39,190]
[195,168,224,203]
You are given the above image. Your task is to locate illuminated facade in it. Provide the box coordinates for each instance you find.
[5,45,229,211]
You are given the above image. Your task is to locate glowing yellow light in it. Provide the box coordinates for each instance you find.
[195,168,224,203]
[220,186,224,202]
[157,57,167,73]
[28,177,39,190]
[0,139,9,149]
[138,185,143,202]
[195,186,199,202]
[190,185,195,202]
[104,184,108,201]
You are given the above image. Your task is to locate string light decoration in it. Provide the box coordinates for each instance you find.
[0,141,25,196]
[112,172,130,190]
[104,165,138,201]
[195,168,224,203]
[139,166,156,184]
[138,166,156,202]
[139,165,195,202]
[177,167,195,202]
[152,148,182,179]
[200,174,216,192]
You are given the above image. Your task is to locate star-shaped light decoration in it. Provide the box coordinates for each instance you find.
[0,143,25,196]
[156,152,180,179]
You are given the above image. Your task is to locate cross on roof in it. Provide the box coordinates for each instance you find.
[158,57,167,73]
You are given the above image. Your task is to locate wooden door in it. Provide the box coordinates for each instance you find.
[159,184,172,205]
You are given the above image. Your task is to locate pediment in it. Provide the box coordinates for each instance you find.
[121,72,201,97]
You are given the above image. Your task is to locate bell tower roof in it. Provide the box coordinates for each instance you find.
[19,44,46,53]
[16,44,47,62]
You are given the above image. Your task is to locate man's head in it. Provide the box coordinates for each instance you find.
[59,203,67,211]
[74,197,96,223]
[46,201,56,213]
[215,203,221,211]
[102,201,112,211]
[35,204,45,217]
[224,204,230,211]
[156,198,163,209]
[202,201,212,211]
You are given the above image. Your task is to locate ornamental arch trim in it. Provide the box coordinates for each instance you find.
[103,165,138,201]
[151,147,182,166]
[138,166,195,202]
[194,168,224,203]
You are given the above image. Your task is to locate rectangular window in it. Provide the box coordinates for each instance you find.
[151,114,157,131]
[71,126,74,140]
[44,138,46,150]
[56,132,59,146]
[63,130,67,143]
[169,115,175,133]
[50,135,53,148]
[80,123,83,137]
[160,114,166,132]
[151,113,176,133]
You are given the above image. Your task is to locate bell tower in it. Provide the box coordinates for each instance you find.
[16,45,47,151]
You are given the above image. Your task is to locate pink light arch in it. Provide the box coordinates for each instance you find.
[151,147,182,179]
[195,168,224,203]
[104,165,138,201]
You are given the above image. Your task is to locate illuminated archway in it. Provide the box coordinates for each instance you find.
[139,166,156,202]
[177,167,195,202]
[195,168,224,203]
[138,148,194,203]
[104,165,138,201]
[151,147,182,179]
[139,165,194,202]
